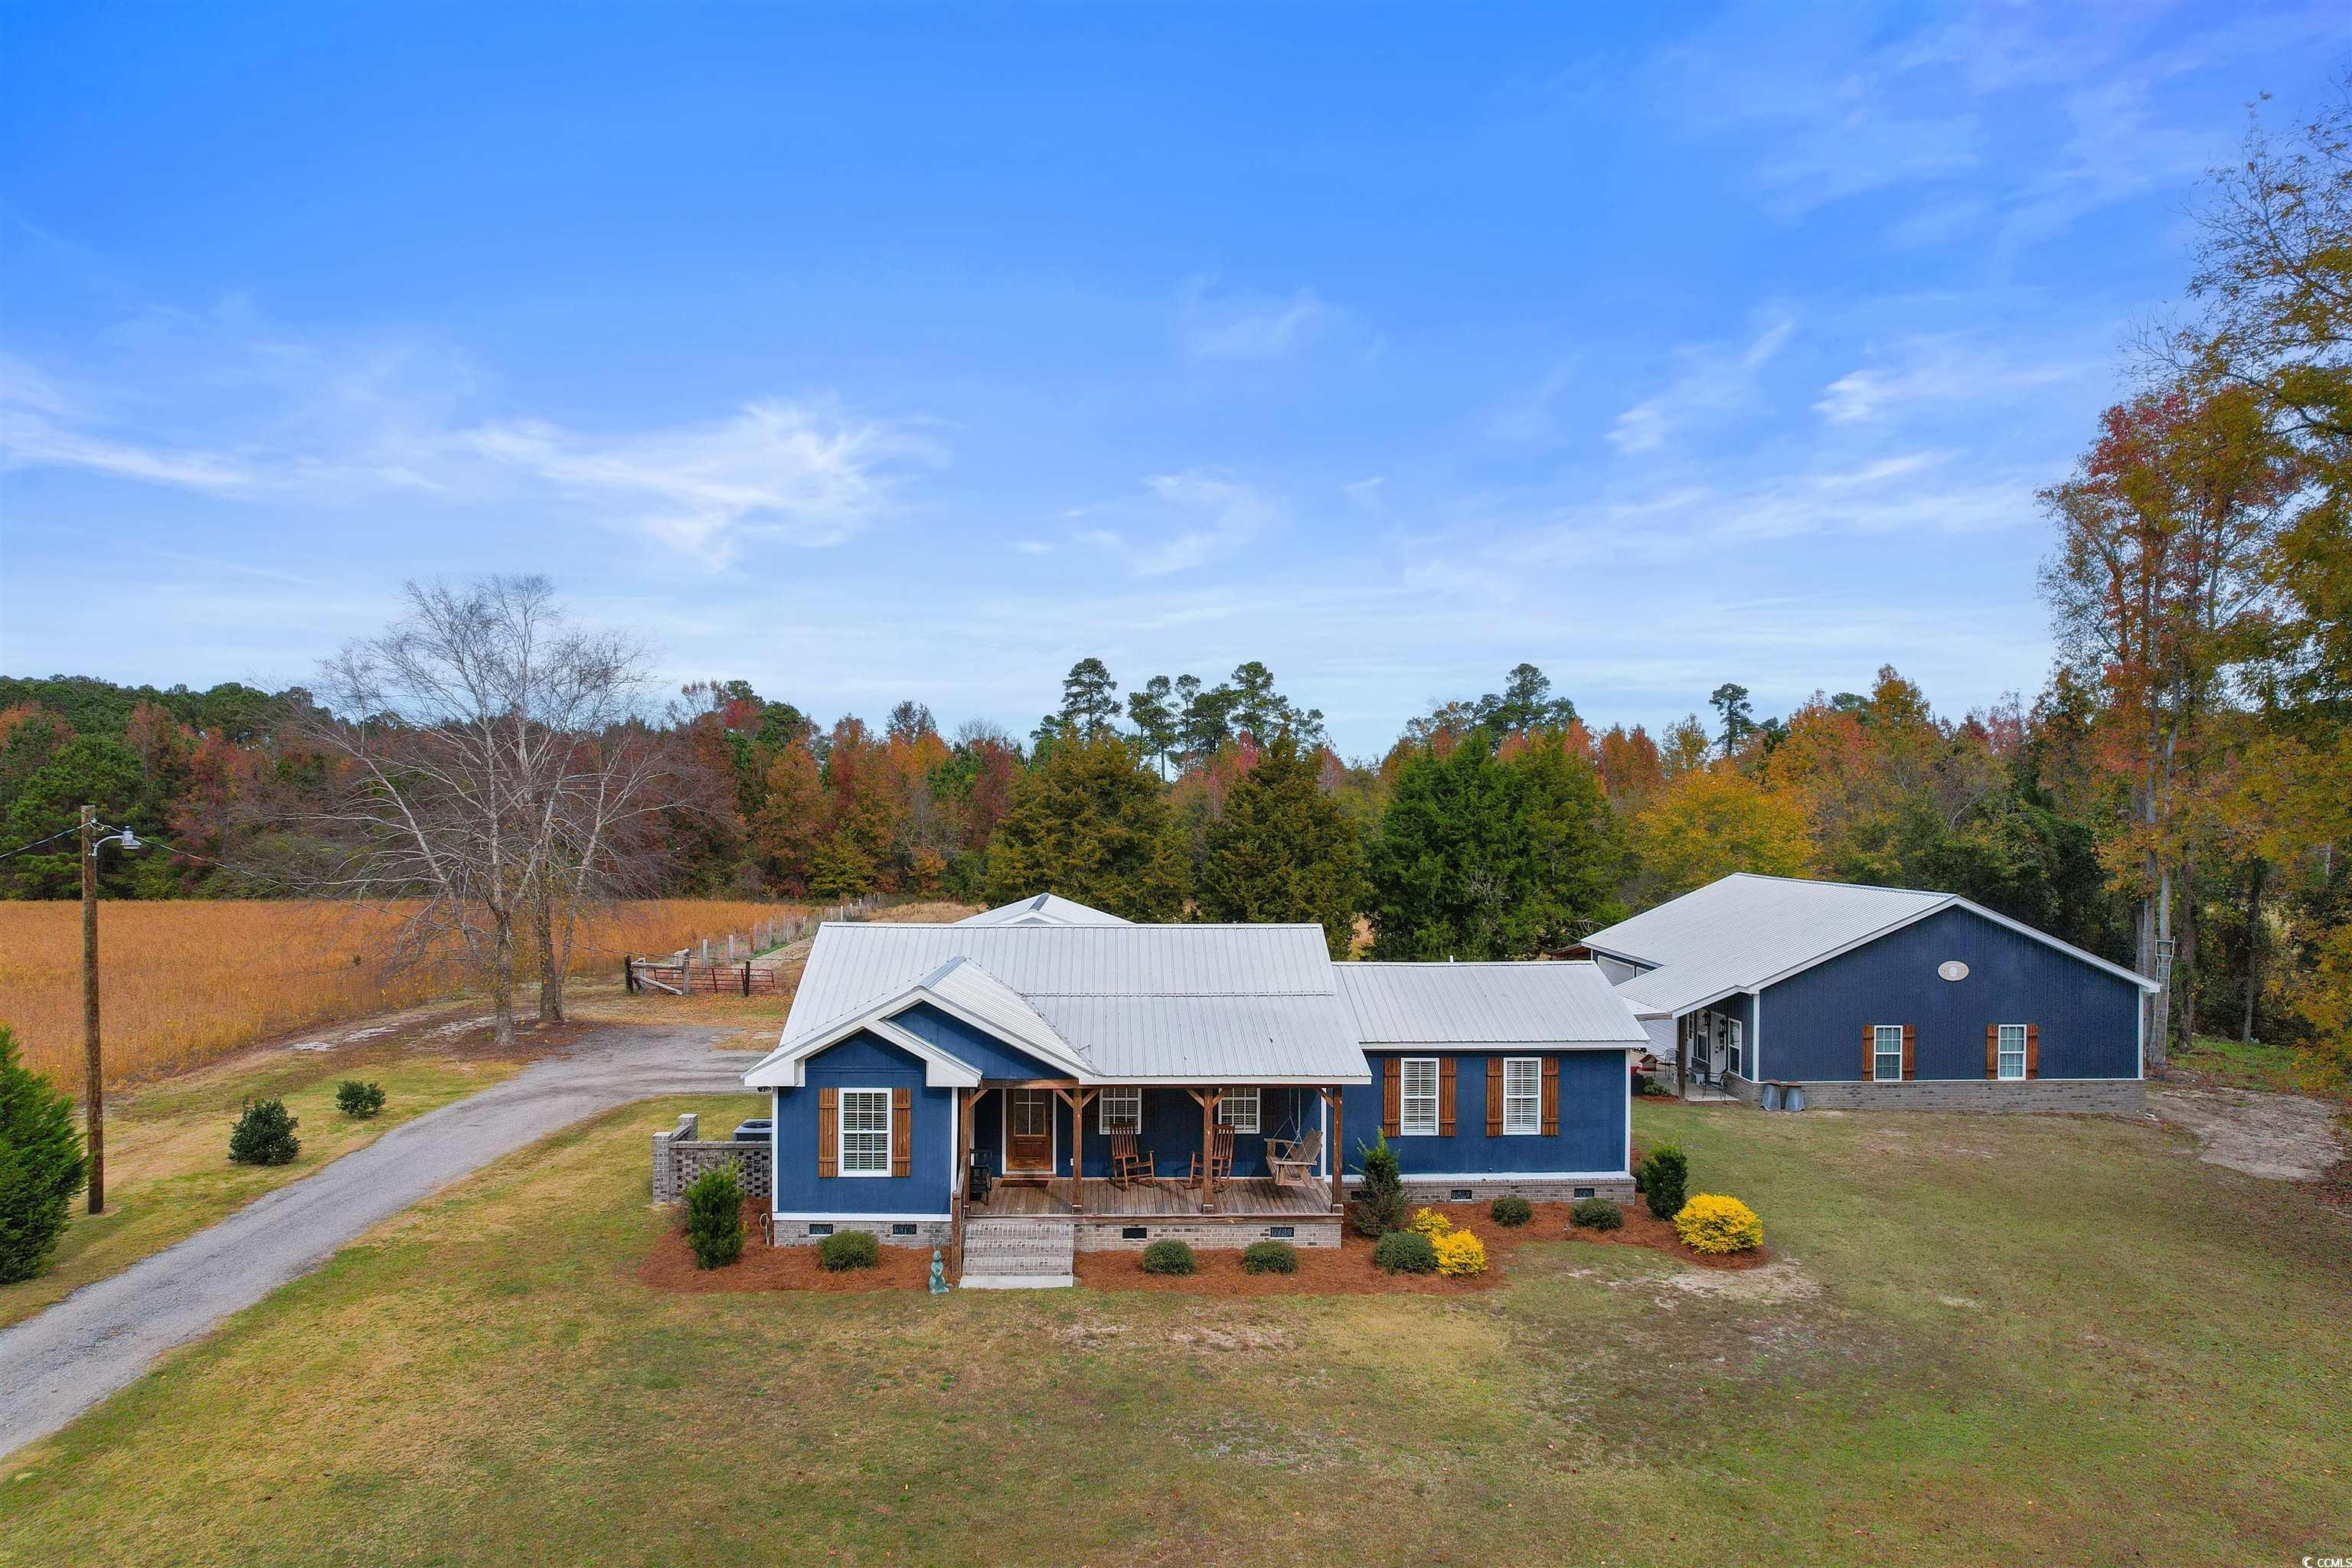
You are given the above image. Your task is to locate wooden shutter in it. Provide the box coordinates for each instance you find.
[1485,1061,1504,1137]
[1381,1057,1400,1136]
[1862,1024,1875,1079]
[817,1086,838,1178]
[1439,1057,1457,1137]
[890,1086,912,1178]
[2026,1024,2040,1080]
[1901,1024,1916,1081]
[1985,1024,1999,1080]
[1540,1057,1560,1136]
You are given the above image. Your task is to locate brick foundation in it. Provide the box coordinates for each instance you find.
[1071,1217,1342,1251]
[1770,1078,2147,1114]
[771,1218,952,1249]
[1346,1175,1638,1204]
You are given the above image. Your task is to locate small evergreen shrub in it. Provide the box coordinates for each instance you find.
[0,1026,86,1285]
[1432,1229,1487,1277]
[816,1228,880,1272]
[1570,1197,1623,1230]
[227,1097,300,1166]
[684,1161,746,1269]
[1240,1240,1298,1275]
[1141,1239,1196,1276]
[1488,1195,1534,1227]
[1674,1194,1762,1255]
[1638,1141,1688,1221]
[1408,1205,1453,1239]
[335,1080,386,1119]
[1349,1133,1408,1238]
[1372,1230,1438,1275]
[1641,1078,1674,1098]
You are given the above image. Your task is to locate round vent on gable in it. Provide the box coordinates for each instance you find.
[1937,960,1970,982]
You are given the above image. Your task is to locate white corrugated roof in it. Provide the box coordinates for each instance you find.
[1579,872,2155,1015]
[955,893,1132,927]
[1337,962,1654,1047]
[772,922,1366,1083]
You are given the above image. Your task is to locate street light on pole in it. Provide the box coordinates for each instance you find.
[80,803,140,1215]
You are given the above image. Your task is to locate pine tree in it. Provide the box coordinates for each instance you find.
[0,1027,86,1284]
[982,730,1187,919]
[1197,733,1362,956]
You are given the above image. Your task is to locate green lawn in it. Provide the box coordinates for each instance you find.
[3,1096,2344,1566]
[0,1041,527,1329]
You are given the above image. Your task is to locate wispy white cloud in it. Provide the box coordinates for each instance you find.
[1070,469,1285,576]
[1178,278,1332,361]
[1814,335,2089,426]
[0,313,939,564]
[1609,312,1794,455]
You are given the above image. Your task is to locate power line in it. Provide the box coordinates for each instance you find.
[0,824,84,861]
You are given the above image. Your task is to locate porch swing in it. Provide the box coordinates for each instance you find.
[1263,1094,1322,1189]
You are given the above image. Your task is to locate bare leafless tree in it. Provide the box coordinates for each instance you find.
[298,577,665,1046]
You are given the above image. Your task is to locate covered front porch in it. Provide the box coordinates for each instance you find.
[951,1080,1348,1268]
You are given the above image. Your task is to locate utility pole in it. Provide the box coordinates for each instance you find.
[81,802,105,1215]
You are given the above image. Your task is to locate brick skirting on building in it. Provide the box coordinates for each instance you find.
[769,1217,952,1249]
[1759,1077,2148,1114]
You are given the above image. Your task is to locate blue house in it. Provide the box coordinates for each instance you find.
[740,898,1653,1285]
[1575,874,2158,1113]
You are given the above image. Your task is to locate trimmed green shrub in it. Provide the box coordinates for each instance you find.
[817,1228,880,1272]
[0,1026,86,1285]
[1349,1132,1408,1238]
[1373,1230,1438,1275]
[1241,1240,1298,1275]
[335,1080,387,1119]
[684,1161,746,1269]
[227,1097,300,1166]
[1488,1194,1534,1227]
[1638,1141,1688,1221]
[1141,1239,1197,1275]
[1570,1197,1623,1230]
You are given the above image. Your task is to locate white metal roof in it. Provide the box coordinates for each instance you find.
[1337,961,1655,1047]
[1579,872,2158,1016]
[954,893,1132,927]
[762,922,1367,1084]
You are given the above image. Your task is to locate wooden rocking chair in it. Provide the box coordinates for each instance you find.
[1265,1127,1321,1188]
[1188,1126,1236,1193]
[1109,1130,1157,1189]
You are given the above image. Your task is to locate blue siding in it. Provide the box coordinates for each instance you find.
[890,1001,1070,1081]
[970,1085,1324,1179]
[1336,1050,1628,1177]
[1761,904,2142,1082]
[769,1031,954,1215]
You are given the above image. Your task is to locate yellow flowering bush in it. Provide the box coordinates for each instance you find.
[1673,1194,1762,1255]
[1409,1206,1454,1240]
[1432,1228,1487,1277]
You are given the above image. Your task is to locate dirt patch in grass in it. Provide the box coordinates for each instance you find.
[637,1218,933,1293]
[1561,1200,1775,1271]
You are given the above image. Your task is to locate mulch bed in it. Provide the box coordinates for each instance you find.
[1560,1200,1774,1271]
[639,1198,1771,1295]
[639,1202,932,1293]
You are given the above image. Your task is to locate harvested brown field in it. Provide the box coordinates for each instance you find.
[0,898,800,1093]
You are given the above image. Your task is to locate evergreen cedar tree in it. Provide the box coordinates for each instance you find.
[1366,729,1625,961]
[1195,731,1362,959]
[982,730,1188,921]
[0,1025,87,1284]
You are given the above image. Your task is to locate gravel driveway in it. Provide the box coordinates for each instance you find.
[0,1023,746,1461]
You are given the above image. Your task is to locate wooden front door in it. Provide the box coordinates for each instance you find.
[1004,1089,1056,1174]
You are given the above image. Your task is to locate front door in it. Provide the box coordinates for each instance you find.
[1004,1089,1056,1174]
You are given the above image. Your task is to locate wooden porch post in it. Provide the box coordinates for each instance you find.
[1327,1084,1344,1216]
[1067,1088,1089,1213]
[952,1086,972,1279]
[1197,1089,1222,1213]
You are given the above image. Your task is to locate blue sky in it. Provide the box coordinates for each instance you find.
[4,4,2347,757]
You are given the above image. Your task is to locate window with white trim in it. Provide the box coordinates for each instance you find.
[1997,1024,2027,1082]
[1872,1025,1904,1083]
[1099,1086,1142,1132]
[1217,1087,1260,1133]
[1400,1057,1439,1135]
[1501,1057,1540,1135]
[838,1088,890,1175]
